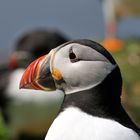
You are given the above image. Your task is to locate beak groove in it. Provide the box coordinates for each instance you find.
[19,55,44,90]
[19,54,55,91]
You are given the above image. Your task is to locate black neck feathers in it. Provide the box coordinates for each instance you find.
[60,66,140,135]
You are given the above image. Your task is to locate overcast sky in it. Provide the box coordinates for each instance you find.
[0,0,140,60]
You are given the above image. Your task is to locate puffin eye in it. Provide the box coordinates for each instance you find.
[69,52,76,59]
[69,52,79,63]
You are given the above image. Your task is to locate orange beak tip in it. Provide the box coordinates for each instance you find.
[19,73,32,90]
[19,82,26,89]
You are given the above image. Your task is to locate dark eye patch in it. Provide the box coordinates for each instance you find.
[69,52,76,60]
[69,51,79,63]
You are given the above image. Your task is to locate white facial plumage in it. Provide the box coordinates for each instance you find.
[52,43,117,94]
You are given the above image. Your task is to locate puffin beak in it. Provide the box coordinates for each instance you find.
[19,51,56,91]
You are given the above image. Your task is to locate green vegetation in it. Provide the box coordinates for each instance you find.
[0,113,9,140]
[112,39,140,126]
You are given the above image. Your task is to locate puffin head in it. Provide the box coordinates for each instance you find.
[20,39,122,96]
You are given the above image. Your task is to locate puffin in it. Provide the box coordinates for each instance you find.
[9,29,69,69]
[0,29,68,140]
[20,39,140,140]
[0,62,10,123]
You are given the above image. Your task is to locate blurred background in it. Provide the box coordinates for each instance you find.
[0,0,139,140]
